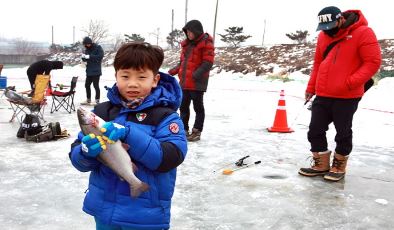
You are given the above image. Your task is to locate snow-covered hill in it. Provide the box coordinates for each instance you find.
[49,39,394,77]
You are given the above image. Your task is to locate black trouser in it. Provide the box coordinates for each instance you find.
[308,96,361,156]
[180,90,205,132]
[85,75,100,100]
[27,73,36,90]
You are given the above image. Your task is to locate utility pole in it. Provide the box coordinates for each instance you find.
[51,25,54,45]
[213,0,219,44]
[185,0,188,24]
[149,28,160,46]
[262,19,266,47]
[156,28,160,46]
[171,9,174,32]
[73,26,75,44]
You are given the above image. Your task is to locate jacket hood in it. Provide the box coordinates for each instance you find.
[51,61,63,69]
[183,20,204,38]
[342,10,368,31]
[82,37,93,45]
[106,72,182,110]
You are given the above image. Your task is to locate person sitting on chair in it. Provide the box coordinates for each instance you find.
[27,60,63,96]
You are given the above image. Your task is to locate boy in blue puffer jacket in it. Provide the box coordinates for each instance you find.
[69,42,188,230]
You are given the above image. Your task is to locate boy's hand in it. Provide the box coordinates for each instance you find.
[81,134,106,157]
[100,122,127,143]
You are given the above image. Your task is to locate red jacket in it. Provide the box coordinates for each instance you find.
[307,10,381,98]
[169,33,215,91]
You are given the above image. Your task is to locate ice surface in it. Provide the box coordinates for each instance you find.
[0,66,393,230]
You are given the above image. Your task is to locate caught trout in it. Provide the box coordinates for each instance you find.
[77,107,149,197]
[4,87,32,103]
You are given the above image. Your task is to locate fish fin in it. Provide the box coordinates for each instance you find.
[130,182,150,198]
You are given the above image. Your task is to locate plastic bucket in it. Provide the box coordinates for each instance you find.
[0,76,6,89]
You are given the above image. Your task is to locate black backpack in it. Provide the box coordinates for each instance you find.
[16,114,42,138]
[25,122,62,143]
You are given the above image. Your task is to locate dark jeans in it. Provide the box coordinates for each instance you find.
[85,75,101,100]
[307,96,361,156]
[27,73,36,90]
[180,90,205,132]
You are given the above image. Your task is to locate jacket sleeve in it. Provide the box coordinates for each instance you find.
[346,27,381,90]
[89,45,104,63]
[123,113,187,172]
[168,62,180,76]
[193,39,215,79]
[69,131,101,172]
[306,35,324,94]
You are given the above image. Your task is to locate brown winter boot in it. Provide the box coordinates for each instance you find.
[298,151,331,177]
[324,152,348,182]
[187,128,201,142]
[185,130,191,137]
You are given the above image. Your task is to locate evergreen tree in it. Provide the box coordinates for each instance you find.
[285,30,309,44]
[166,29,184,49]
[124,34,145,42]
[218,26,252,48]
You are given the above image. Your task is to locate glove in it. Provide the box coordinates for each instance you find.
[81,133,106,157]
[84,54,90,59]
[100,122,127,144]
[305,92,314,103]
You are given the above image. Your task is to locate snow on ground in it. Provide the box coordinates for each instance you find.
[0,66,393,229]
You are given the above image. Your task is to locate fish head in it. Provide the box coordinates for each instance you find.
[77,107,101,135]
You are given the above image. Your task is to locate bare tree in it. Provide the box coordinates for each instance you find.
[109,34,124,52]
[81,20,110,44]
[13,38,39,55]
[149,28,160,46]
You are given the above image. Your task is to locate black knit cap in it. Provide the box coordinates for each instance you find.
[82,37,93,45]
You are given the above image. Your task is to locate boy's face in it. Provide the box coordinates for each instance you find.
[115,68,160,101]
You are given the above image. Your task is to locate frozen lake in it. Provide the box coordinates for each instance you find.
[0,67,393,229]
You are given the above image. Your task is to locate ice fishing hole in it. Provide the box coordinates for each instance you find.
[263,174,287,179]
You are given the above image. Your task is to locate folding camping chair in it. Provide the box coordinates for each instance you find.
[8,74,50,123]
[50,76,78,113]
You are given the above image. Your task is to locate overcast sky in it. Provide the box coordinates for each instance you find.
[1,0,393,47]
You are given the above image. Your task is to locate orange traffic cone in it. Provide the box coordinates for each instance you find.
[267,90,294,133]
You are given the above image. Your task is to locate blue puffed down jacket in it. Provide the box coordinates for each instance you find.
[69,72,187,230]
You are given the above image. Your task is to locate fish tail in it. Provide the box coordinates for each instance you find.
[130,182,150,198]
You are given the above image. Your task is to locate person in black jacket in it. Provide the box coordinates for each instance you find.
[26,60,63,95]
[81,37,104,105]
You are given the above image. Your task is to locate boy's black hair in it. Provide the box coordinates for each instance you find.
[114,42,164,74]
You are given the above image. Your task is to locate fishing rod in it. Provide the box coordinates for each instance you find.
[288,98,311,129]
[222,161,261,175]
[213,155,250,173]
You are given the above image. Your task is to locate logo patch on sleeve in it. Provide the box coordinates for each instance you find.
[169,122,180,134]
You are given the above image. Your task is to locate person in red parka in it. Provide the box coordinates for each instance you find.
[168,20,215,142]
[298,6,381,181]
